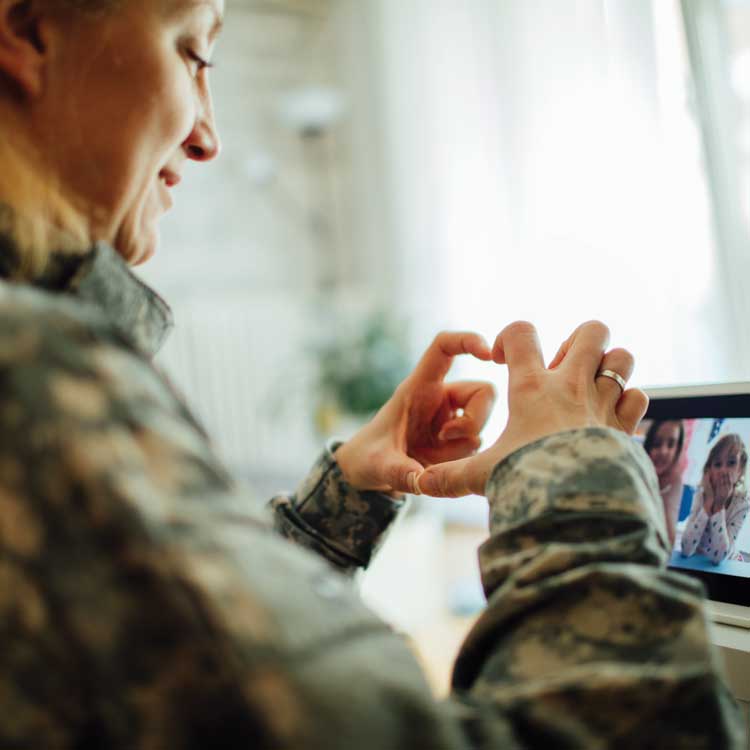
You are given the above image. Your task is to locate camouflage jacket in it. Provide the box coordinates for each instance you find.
[0,236,744,749]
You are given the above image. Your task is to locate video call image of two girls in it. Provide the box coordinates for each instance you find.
[637,418,750,578]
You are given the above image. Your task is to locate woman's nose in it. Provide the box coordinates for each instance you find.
[184,117,221,162]
[184,94,221,163]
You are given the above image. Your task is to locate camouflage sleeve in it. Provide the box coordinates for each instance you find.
[269,440,406,574]
[447,427,746,749]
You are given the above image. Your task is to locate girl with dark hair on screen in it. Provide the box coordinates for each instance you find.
[644,419,685,545]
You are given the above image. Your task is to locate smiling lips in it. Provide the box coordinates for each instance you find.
[159,168,181,188]
[157,169,181,210]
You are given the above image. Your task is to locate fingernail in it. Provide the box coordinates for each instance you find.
[408,472,421,495]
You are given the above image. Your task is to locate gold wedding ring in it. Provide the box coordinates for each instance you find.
[596,369,627,392]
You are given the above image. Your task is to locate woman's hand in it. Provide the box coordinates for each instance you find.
[416,321,649,498]
[334,332,496,495]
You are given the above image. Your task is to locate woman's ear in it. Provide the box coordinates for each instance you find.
[0,0,47,98]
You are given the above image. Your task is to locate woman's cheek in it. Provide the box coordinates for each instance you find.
[160,73,198,150]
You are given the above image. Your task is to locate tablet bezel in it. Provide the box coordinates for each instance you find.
[644,382,750,606]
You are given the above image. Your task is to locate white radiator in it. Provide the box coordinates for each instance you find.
[154,290,322,482]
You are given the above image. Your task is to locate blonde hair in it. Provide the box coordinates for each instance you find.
[0,0,122,279]
[0,139,91,278]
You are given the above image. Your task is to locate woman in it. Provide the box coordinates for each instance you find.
[0,1,742,748]
[682,433,750,565]
[644,419,685,546]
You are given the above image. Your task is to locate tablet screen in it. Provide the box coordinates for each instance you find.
[637,417,750,580]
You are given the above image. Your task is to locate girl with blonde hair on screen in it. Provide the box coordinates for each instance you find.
[682,433,750,565]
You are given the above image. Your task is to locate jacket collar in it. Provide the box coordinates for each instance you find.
[0,214,173,358]
[67,242,174,358]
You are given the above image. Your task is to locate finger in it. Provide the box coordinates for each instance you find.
[381,454,426,495]
[553,320,611,376]
[439,380,496,440]
[423,436,482,464]
[615,388,649,434]
[547,333,574,370]
[491,321,545,377]
[547,322,598,369]
[595,348,635,406]
[412,331,491,383]
[416,455,485,498]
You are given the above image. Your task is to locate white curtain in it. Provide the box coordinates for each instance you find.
[369,0,736,427]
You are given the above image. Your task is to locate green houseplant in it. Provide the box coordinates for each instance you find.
[313,310,411,436]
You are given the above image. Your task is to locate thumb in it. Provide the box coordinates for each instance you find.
[382,454,426,495]
[416,457,478,498]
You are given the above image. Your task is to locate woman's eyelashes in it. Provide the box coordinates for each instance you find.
[185,48,214,76]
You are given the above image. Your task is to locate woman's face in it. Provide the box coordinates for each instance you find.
[707,447,743,502]
[648,422,681,479]
[35,0,224,265]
